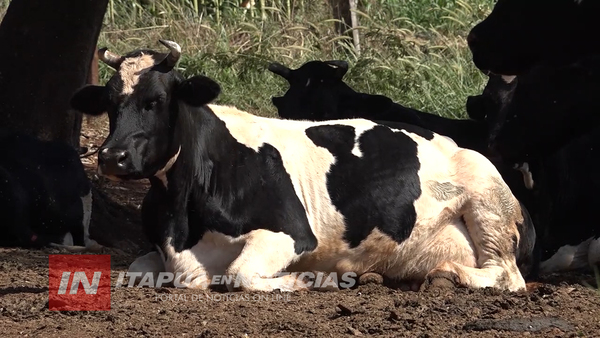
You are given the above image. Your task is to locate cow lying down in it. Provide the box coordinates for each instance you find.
[0,130,101,252]
[70,40,537,292]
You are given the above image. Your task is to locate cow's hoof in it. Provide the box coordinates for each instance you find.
[420,270,461,291]
[358,272,384,285]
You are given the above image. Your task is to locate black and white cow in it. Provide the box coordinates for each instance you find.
[466,70,600,274]
[467,0,600,76]
[0,129,100,251]
[70,40,537,292]
[268,60,490,156]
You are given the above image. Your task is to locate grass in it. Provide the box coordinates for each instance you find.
[0,0,493,119]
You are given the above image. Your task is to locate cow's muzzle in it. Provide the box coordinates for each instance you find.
[98,147,131,177]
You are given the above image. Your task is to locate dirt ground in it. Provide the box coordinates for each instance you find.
[1,116,600,337]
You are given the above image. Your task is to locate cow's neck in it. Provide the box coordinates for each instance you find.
[170,104,254,205]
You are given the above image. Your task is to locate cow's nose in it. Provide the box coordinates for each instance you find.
[98,147,130,175]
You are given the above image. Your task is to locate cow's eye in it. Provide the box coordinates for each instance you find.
[144,100,157,111]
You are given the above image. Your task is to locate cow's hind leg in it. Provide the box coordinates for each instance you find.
[225,229,310,292]
[428,150,527,292]
[423,260,524,292]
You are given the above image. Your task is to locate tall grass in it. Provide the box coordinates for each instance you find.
[0,0,492,118]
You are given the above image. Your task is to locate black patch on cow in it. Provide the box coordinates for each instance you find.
[194,142,317,255]
[305,124,422,247]
[143,105,318,255]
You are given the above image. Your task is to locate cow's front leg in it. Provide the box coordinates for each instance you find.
[162,235,245,290]
[225,229,309,292]
[145,184,242,290]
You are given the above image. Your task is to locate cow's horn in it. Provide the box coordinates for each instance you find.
[158,39,181,69]
[98,47,124,69]
[325,60,349,70]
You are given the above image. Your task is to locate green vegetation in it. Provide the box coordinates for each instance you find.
[1,0,493,118]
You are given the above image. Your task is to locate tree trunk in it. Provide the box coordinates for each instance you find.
[88,49,100,86]
[328,0,352,37]
[0,0,109,150]
[349,0,360,55]
[327,0,360,55]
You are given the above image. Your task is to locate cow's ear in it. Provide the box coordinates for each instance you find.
[268,62,292,80]
[70,85,109,116]
[175,75,221,107]
[325,60,348,79]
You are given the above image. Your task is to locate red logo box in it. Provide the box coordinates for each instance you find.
[48,255,111,311]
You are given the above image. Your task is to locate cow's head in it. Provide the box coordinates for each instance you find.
[268,60,354,120]
[467,0,588,75]
[70,40,220,180]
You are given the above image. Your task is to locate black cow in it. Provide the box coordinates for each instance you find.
[0,129,100,251]
[268,60,489,155]
[70,40,537,292]
[467,71,600,274]
[490,56,600,162]
[467,0,600,76]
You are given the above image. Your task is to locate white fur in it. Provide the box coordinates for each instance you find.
[501,75,517,84]
[350,123,376,157]
[62,232,74,246]
[514,162,534,189]
[155,146,181,188]
[540,238,592,274]
[162,231,246,289]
